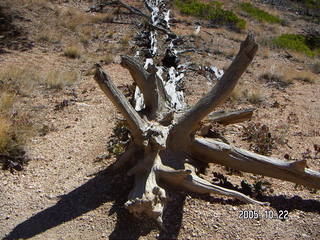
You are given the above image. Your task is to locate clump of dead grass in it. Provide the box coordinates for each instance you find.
[0,117,11,152]
[293,71,317,83]
[58,8,109,32]
[244,88,264,104]
[230,85,264,104]
[36,28,62,43]
[0,90,33,168]
[0,64,41,95]
[260,72,292,89]
[44,70,79,89]
[21,0,53,8]
[64,45,81,59]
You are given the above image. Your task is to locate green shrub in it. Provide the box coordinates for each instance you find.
[239,2,283,24]
[272,34,316,57]
[295,0,320,9]
[174,0,246,31]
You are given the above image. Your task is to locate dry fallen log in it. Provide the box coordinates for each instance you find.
[93,34,320,226]
[91,0,320,228]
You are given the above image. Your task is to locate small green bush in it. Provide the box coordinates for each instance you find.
[239,2,283,24]
[296,0,320,9]
[272,34,316,57]
[174,0,246,31]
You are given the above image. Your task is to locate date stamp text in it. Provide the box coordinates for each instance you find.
[238,210,289,220]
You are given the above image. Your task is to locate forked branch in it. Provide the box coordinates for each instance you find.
[121,56,168,119]
[94,65,148,143]
[168,33,258,148]
[156,164,269,206]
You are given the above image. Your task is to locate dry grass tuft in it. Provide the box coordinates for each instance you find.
[230,85,264,104]
[244,88,264,104]
[64,45,81,59]
[36,28,62,43]
[44,70,79,89]
[21,0,53,8]
[260,72,292,89]
[294,71,317,83]
[0,92,15,113]
[0,64,41,95]
[58,8,110,32]
[0,117,11,152]
[59,8,88,31]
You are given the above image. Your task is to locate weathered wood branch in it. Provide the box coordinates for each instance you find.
[190,137,320,189]
[206,108,255,125]
[168,34,258,148]
[120,56,167,119]
[94,65,148,143]
[156,164,269,205]
[125,149,166,227]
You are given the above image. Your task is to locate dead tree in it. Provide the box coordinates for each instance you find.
[94,33,320,226]
[92,0,320,227]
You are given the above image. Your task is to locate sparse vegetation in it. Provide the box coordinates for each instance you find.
[311,62,320,73]
[22,0,52,8]
[242,122,275,155]
[244,88,264,104]
[44,70,79,89]
[0,117,11,153]
[0,90,33,168]
[64,45,81,59]
[0,62,78,170]
[106,121,130,157]
[239,2,283,24]
[295,0,320,9]
[230,85,264,104]
[36,28,62,43]
[260,72,292,89]
[272,34,319,57]
[294,71,317,83]
[174,0,246,30]
[0,64,40,95]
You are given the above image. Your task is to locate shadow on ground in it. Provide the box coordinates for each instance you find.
[4,163,320,239]
[0,4,33,53]
[3,162,183,240]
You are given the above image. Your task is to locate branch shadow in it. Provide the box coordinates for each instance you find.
[0,5,33,53]
[258,194,320,214]
[4,162,320,240]
[211,171,320,215]
[3,164,155,240]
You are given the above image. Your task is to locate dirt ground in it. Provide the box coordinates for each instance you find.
[1,1,320,239]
